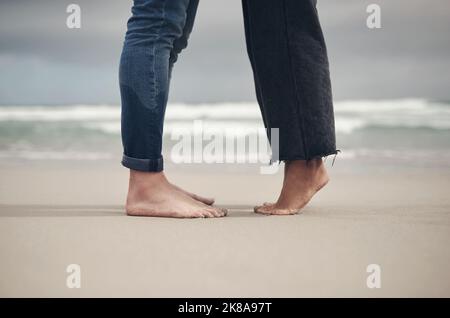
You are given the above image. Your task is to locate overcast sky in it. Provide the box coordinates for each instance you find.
[0,0,449,105]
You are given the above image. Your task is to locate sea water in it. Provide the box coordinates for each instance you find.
[0,98,449,167]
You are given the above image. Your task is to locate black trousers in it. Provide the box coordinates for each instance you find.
[242,0,337,161]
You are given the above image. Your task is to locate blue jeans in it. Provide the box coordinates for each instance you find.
[119,0,199,172]
[120,0,337,172]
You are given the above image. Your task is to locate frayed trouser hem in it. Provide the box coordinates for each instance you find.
[271,150,341,166]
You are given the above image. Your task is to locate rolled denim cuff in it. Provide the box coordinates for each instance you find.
[121,154,164,172]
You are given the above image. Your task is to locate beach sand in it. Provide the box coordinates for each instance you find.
[0,161,449,297]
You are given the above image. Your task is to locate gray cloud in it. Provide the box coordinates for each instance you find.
[0,0,449,104]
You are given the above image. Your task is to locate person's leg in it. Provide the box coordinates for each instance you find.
[168,0,199,78]
[242,0,337,215]
[162,0,217,205]
[159,0,218,206]
[119,0,226,217]
[241,0,268,129]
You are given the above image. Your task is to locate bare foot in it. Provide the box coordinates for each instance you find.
[126,170,226,218]
[169,183,214,205]
[254,158,329,215]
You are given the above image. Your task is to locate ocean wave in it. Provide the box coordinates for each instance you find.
[0,150,113,160]
[82,120,268,136]
[0,104,120,121]
[84,118,450,136]
[1,99,449,133]
[0,103,259,121]
[333,148,450,166]
[334,98,447,113]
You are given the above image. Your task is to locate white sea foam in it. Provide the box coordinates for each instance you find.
[0,150,113,160]
[83,120,267,136]
[0,105,120,121]
[1,99,449,134]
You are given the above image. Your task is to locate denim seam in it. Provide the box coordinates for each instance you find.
[281,0,309,159]
[152,0,167,104]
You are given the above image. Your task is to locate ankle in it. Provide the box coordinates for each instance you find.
[130,169,166,182]
[285,158,329,184]
[128,169,168,192]
[285,158,323,171]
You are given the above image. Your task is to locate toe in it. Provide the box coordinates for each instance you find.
[215,207,228,217]
[253,205,263,213]
[254,202,274,211]
[272,208,299,215]
[207,207,227,217]
[205,208,220,217]
[201,210,215,218]
[254,203,274,213]
[254,205,272,215]
[188,212,202,218]
[220,207,228,217]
